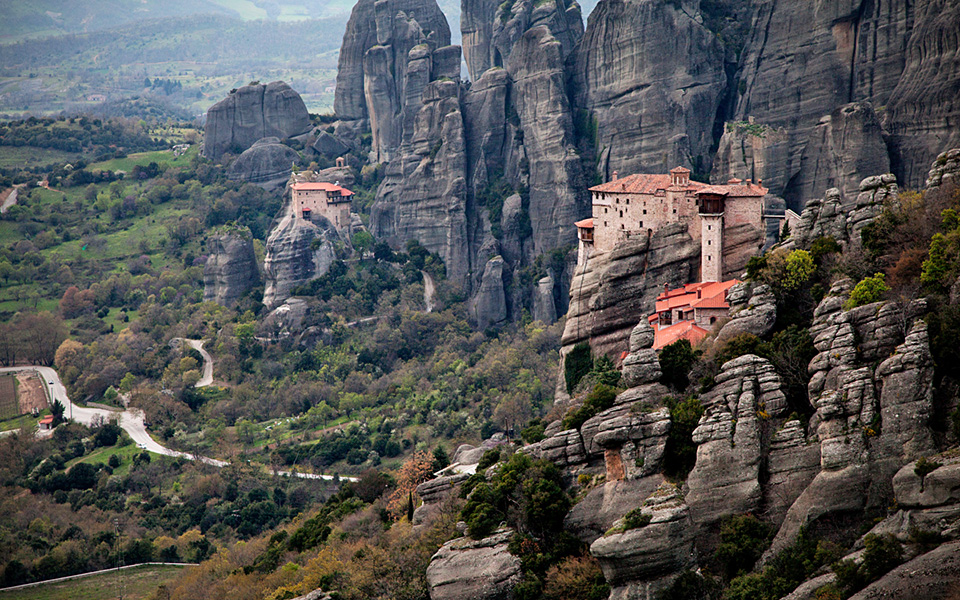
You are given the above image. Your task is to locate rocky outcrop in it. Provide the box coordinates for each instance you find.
[711,122,792,201]
[715,283,777,344]
[311,132,351,160]
[848,541,960,600]
[561,223,700,359]
[926,148,960,191]
[426,529,522,600]
[471,256,508,329]
[786,174,896,252]
[533,273,557,325]
[259,298,310,341]
[262,202,341,309]
[226,137,298,189]
[788,103,891,207]
[766,282,935,557]
[685,354,792,527]
[203,82,311,160]
[884,0,960,187]
[413,473,469,528]
[203,229,260,306]
[590,482,697,600]
[573,0,727,180]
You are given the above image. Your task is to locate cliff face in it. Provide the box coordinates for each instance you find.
[203,81,311,160]
[573,0,727,180]
[203,230,261,306]
[226,137,299,190]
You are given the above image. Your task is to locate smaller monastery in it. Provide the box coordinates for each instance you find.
[576,167,768,282]
[290,180,354,232]
[648,280,740,350]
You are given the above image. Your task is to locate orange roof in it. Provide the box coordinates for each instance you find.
[291,181,354,196]
[589,173,705,195]
[575,218,594,228]
[654,280,739,313]
[697,184,767,198]
[39,415,54,424]
[669,166,691,174]
[653,320,709,350]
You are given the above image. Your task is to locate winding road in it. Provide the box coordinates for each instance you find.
[0,339,355,481]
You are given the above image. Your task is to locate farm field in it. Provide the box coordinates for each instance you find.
[0,376,17,421]
[0,564,191,600]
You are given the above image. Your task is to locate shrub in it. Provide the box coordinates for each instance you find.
[844,273,890,310]
[620,508,651,531]
[661,396,704,480]
[563,384,618,430]
[914,456,942,479]
[565,343,593,393]
[659,339,698,390]
[477,448,502,471]
[542,555,609,600]
[713,514,773,581]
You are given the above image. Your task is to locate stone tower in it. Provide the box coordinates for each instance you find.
[699,191,725,282]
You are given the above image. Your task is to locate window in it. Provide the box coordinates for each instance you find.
[707,240,711,245]
[616,198,620,204]
[621,224,624,229]
[643,209,647,214]
[605,208,608,214]
[673,209,677,214]
[619,210,623,217]
[626,199,630,205]
[710,316,717,324]
[708,225,712,231]
[677,311,683,321]
[639,221,644,228]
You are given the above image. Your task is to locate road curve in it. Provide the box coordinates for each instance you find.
[0,365,354,481]
[183,339,213,387]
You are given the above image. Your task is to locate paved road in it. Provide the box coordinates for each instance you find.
[183,339,213,387]
[0,364,354,481]
[0,186,19,213]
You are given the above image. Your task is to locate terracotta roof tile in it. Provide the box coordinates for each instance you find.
[653,321,708,350]
[291,181,355,196]
[589,174,705,195]
[575,218,594,228]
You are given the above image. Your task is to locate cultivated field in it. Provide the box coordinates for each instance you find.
[0,564,190,600]
[0,376,16,421]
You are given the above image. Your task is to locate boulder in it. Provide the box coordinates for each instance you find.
[847,541,960,600]
[715,283,777,344]
[312,131,351,160]
[203,229,260,306]
[203,81,311,160]
[532,273,557,325]
[413,473,469,528]
[426,529,522,600]
[227,137,298,189]
[590,482,698,600]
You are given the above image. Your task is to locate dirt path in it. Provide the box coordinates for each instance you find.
[0,186,19,214]
[184,339,213,387]
[15,372,46,414]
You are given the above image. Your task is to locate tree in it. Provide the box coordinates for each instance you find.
[659,339,699,390]
[17,312,68,365]
[564,343,593,393]
[845,273,890,310]
[921,233,951,290]
[386,450,435,518]
[352,230,374,260]
[432,445,449,472]
[51,399,66,425]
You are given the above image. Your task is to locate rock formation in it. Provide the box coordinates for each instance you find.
[203,81,311,160]
[685,354,792,527]
[203,228,261,306]
[471,255,507,329]
[262,199,341,309]
[426,529,523,600]
[561,222,699,359]
[714,283,777,344]
[590,482,698,600]
[227,137,299,190]
[573,0,726,180]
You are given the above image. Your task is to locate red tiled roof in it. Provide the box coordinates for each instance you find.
[653,321,709,350]
[291,181,355,196]
[669,166,691,174]
[39,415,54,424]
[589,173,705,195]
[575,218,594,228]
[654,280,739,313]
[697,184,767,198]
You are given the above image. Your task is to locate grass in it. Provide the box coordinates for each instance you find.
[66,440,148,478]
[87,146,199,172]
[0,411,45,433]
[0,146,81,169]
[0,563,191,600]
[0,376,17,421]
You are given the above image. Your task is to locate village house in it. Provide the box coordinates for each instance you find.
[648,279,740,350]
[575,167,768,281]
[290,180,354,233]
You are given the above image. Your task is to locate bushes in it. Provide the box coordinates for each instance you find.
[827,534,903,597]
[563,384,618,430]
[619,508,651,531]
[713,514,772,581]
[564,343,593,393]
[844,273,890,310]
[661,396,704,480]
[659,339,698,390]
[723,528,840,600]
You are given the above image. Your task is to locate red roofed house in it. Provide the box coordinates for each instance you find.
[575,217,594,267]
[39,415,55,430]
[583,167,767,281]
[291,181,355,232]
[649,279,740,350]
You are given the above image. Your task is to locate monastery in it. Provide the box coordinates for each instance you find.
[290,180,354,233]
[576,167,768,282]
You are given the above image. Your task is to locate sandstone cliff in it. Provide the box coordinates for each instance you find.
[203,81,311,160]
[203,228,261,306]
[226,137,299,190]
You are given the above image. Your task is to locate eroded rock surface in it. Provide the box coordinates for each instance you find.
[204,81,311,160]
[227,137,298,189]
[426,529,522,600]
[203,229,260,306]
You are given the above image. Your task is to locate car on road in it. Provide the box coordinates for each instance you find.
[48,381,53,385]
